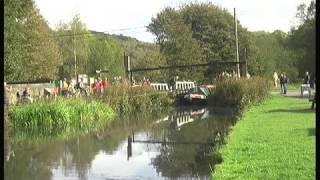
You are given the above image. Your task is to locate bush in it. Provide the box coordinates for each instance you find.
[208,77,271,110]
[95,82,172,114]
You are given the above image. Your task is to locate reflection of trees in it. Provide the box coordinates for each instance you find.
[5,106,238,179]
[150,107,237,178]
[5,110,168,180]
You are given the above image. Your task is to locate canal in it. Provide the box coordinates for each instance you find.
[4,105,238,180]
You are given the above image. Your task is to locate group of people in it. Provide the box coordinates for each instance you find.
[61,78,87,97]
[273,71,315,96]
[16,88,33,102]
[273,72,289,95]
[92,78,109,94]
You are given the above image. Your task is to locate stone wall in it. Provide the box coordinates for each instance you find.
[5,82,54,105]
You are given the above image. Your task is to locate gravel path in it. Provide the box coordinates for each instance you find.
[270,89,315,100]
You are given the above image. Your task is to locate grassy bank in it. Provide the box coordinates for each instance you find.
[212,95,315,179]
[8,83,172,142]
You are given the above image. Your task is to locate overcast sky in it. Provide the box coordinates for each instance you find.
[34,0,312,43]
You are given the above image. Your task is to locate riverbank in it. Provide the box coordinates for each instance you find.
[212,95,315,179]
[7,84,173,142]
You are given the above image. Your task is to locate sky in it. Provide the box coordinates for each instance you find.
[34,0,312,43]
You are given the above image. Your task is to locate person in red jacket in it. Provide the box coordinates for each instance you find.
[103,78,109,90]
[93,79,100,94]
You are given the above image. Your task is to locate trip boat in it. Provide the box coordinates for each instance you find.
[182,86,211,104]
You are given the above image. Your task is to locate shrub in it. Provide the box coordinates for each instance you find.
[208,77,271,110]
[95,82,172,114]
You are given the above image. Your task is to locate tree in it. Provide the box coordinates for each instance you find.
[22,7,62,81]
[246,31,298,80]
[148,7,203,81]
[295,0,315,25]
[55,15,93,79]
[288,0,315,78]
[5,0,61,81]
[147,3,250,82]
[88,37,124,78]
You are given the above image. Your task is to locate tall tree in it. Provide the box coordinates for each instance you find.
[5,0,61,81]
[288,0,315,77]
[88,37,124,78]
[22,7,62,80]
[147,3,249,82]
[246,31,298,80]
[55,15,93,79]
[148,7,203,81]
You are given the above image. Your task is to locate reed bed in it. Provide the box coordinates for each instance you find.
[8,98,115,138]
[208,77,271,110]
[94,82,172,114]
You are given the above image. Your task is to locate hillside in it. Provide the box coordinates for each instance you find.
[90,30,168,81]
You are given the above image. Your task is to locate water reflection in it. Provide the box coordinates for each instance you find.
[5,106,238,180]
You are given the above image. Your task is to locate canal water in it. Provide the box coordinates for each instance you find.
[4,106,238,180]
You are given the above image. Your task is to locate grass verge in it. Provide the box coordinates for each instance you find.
[212,95,315,179]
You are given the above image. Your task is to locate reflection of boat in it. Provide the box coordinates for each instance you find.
[153,106,210,130]
[154,106,210,130]
[154,116,169,124]
[190,108,205,116]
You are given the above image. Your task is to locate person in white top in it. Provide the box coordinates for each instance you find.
[273,72,279,88]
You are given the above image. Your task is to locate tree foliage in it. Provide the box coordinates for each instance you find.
[23,8,62,80]
[104,33,168,82]
[4,0,61,82]
[147,3,250,82]
[246,31,298,80]
[148,7,203,81]
[288,0,315,78]
[88,37,124,78]
[4,1,315,84]
[54,15,93,79]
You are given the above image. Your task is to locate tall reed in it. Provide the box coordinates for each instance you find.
[208,77,271,110]
[8,98,115,138]
[93,82,172,114]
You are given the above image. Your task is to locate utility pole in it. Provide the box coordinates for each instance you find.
[73,29,77,78]
[123,53,132,85]
[244,48,248,78]
[234,8,240,78]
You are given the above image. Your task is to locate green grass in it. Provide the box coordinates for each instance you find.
[212,95,315,179]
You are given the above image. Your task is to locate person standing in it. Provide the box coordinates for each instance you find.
[301,72,311,96]
[62,78,69,96]
[99,78,104,94]
[52,80,60,95]
[93,79,100,94]
[304,71,310,84]
[80,78,87,96]
[279,73,284,94]
[283,73,288,95]
[273,72,279,88]
[103,78,109,90]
